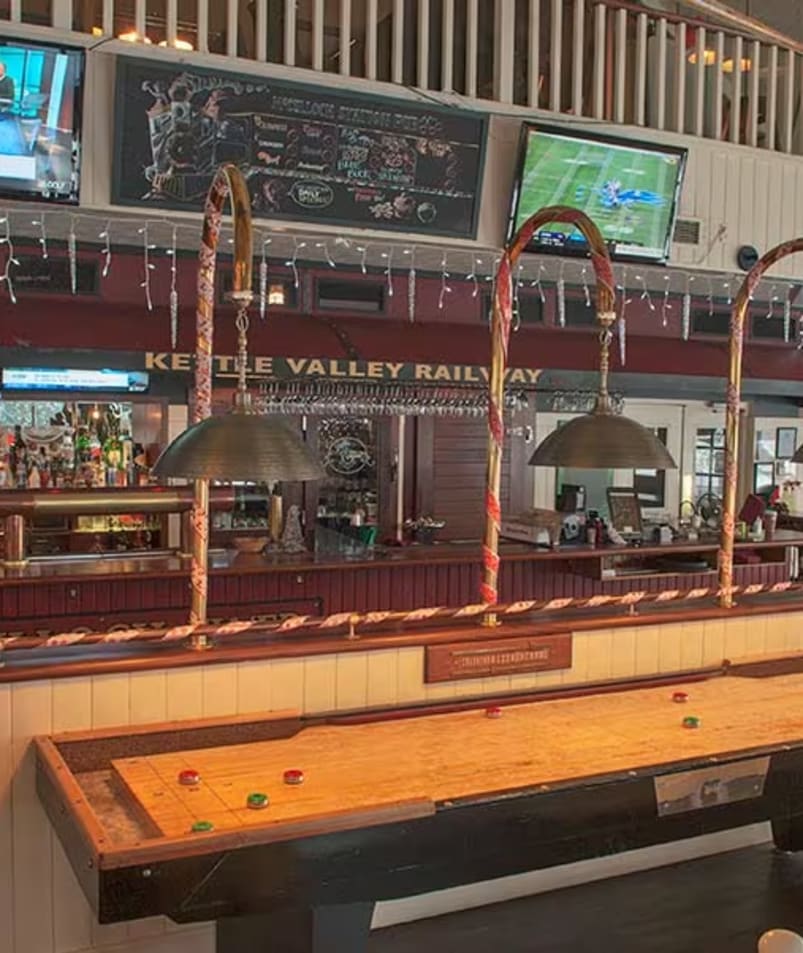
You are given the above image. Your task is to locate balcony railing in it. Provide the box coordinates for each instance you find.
[3,0,802,154]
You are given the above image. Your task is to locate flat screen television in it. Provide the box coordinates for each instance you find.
[1,368,149,393]
[0,39,84,204]
[508,123,687,264]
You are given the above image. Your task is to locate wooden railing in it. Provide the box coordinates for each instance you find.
[3,0,802,154]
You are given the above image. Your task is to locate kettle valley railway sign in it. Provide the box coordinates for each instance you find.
[144,353,543,386]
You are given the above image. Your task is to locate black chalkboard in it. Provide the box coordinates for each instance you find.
[112,57,487,239]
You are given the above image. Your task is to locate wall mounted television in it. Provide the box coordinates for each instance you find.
[1,368,149,393]
[0,39,84,204]
[508,123,687,264]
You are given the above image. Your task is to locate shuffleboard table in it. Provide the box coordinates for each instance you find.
[35,663,803,952]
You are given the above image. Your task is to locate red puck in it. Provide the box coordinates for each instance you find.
[671,691,689,704]
[283,769,304,785]
[485,706,503,719]
[178,769,201,786]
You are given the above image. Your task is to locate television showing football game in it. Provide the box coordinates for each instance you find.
[509,123,687,264]
[0,39,84,204]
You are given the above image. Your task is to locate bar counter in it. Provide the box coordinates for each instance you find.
[1,532,799,635]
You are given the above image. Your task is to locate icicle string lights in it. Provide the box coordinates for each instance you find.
[637,273,655,312]
[286,238,304,288]
[617,267,629,366]
[384,247,394,297]
[0,215,781,342]
[138,223,156,311]
[259,238,270,320]
[767,285,778,319]
[407,248,416,323]
[581,265,591,307]
[437,252,451,310]
[99,220,111,278]
[784,293,792,343]
[512,262,523,331]
[316,240,336,268]
[168,226,179,348]
[0,212,19,304]
[467,256,480,298]
[556,261,566,327]
[661,275,671,327]
[682,275,694,341]
[33,215,48,259]
[68,215,77,295]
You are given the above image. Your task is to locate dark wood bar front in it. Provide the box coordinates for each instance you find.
[1,533,798,635]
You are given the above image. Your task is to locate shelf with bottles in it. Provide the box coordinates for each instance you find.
[0,401,152,490]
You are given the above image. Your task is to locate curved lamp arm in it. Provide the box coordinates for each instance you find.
[481,207,616,615]
[718,237,803,608]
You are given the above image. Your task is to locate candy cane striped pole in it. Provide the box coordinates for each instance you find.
[481,208,616,618]
[189,165,253,626]
[719,238,803,608]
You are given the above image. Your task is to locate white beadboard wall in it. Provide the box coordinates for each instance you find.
[2,612,800,953]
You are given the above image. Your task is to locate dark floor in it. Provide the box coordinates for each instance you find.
[370,844,803,953]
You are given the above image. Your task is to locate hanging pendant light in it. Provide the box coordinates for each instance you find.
[151,164,322,485]
[152,301,323,483]
[528,311,677,470]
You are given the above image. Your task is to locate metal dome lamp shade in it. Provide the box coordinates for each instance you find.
[151,164,322,636]
[528,311,677,470]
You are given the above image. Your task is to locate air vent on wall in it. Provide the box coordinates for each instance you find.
[316,279,385,314]
[674,218,702,246]
[12,256,98,295]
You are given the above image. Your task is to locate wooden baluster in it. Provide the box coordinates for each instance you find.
[550,0,563,112]
[466,0,479,98]
[528,0,540,108]
[634,11,647,125]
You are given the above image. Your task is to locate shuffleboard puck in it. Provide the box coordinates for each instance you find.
[246,792,269,809]
[178,769,201,786]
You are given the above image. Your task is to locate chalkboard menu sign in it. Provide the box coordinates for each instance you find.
[112,57,487,238]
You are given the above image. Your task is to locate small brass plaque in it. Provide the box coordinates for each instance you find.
[654,756,770,816]
[425,633,572,683]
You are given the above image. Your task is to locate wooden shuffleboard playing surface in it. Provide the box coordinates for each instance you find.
[112,673,803,839]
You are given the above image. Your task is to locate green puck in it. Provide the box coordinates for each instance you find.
[246,792,269,810]
[682,715,701,729]
[191,820,214,833]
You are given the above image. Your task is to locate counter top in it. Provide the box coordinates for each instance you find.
[1,531,799,583]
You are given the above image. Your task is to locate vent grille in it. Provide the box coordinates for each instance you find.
[674,218,702,246]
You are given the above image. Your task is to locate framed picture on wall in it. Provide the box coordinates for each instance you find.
[776,427,798,460]
[754,462,775,494]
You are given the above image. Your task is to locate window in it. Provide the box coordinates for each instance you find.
[694,428,725,502]
[482,290,543,324]
[751,314,786,340]
[753,427,798,496]
[563,297,596,327]
[633,427,668,508]
[691,310,729,336]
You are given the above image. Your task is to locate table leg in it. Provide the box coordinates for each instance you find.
[771,815,803,852]
[216,902,375,953]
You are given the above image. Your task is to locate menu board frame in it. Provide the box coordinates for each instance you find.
[112,57,488,240]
